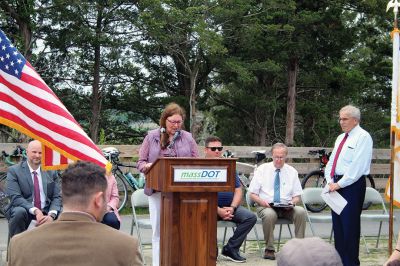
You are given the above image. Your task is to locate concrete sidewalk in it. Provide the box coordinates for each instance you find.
[0,210,398,265]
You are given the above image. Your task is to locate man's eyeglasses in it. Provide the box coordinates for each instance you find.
[272,156,286,161]
[207,147,223,152]
[167,119,183,125]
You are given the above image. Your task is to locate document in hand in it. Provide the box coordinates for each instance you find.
[321,184,348,215]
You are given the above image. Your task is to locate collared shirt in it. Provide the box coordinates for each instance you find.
[248,162,302,204]
[324,124,373,188]
[27,163,58,216]
[27,164,45,209]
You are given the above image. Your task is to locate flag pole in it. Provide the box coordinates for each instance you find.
[387,0,400,255]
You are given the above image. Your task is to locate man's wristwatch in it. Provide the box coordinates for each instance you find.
[49,213,57,220]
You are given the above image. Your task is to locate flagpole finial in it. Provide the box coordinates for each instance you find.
[388,0,400,28]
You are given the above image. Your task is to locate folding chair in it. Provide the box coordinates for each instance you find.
[301,187,333,241]
[217,220,237,246]
[130,189,152,265]
[360,187,395,253]
[244,190,293,256]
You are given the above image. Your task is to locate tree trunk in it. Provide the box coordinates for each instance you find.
[89,8,103,143]
[285,57,299,146]
[189,68,199,139]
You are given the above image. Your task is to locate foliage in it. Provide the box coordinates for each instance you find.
[0,0,395,148]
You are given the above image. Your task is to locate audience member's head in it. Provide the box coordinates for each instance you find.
[387,259,400,266]
[277,237,342,266]
[61,161,108,222]
[204,136,223,158]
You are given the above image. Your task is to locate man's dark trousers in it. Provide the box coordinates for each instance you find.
[332,176,366,266]
[224,206,257,252]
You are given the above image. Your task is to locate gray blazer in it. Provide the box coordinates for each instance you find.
[5,161,62,218]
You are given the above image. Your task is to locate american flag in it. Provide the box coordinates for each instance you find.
[0,29,109,170]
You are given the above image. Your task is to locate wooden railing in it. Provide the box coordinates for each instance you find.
[1,143,390,188]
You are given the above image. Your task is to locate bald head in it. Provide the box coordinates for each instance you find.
[27,140,42,170]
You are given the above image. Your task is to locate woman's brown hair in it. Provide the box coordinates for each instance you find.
[159,102,185,149]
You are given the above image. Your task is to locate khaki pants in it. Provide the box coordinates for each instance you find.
[257,206,306,251]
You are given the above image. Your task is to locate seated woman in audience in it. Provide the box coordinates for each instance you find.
[101,172,120,230]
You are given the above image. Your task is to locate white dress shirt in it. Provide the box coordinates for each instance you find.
[248,162,303,204]
[324,124,373,188]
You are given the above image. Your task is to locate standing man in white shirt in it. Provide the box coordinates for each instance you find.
[325,105,373,266]
[248,143,306,260]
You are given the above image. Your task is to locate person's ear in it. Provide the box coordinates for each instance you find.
[93,191,105,208]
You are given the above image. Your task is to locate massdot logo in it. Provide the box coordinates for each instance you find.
[180,170,221,179]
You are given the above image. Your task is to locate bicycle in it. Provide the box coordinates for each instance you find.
[0,145,27,217]
[236,150,266,188]
[301,149,375,212]
[102,147,145,212]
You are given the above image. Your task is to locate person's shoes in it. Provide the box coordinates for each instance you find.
[221,246,246,263]
[263,249,275,260]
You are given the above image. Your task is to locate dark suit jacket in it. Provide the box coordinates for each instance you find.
[7,212,144,266]
[5,161,62,218]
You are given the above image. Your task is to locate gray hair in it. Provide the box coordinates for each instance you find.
[340,105,361,121]
[271,142,288,155]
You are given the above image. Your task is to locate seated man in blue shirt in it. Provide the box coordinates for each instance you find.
[205,136,257,263]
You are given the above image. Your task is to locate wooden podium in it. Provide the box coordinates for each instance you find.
[146,157,236,266]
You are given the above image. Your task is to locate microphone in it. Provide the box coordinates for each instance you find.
[168,130,181,149]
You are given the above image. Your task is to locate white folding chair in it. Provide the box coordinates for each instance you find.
[301,187,333,241]
[360,187,395,253]
[130,189,152,265]
[217,220,237,246]
[244,191,293,256]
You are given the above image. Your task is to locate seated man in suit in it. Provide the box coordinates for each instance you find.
[249,142,306,261]
[205,136,257,263]
[7,161,143,266]
[5,140,62,238]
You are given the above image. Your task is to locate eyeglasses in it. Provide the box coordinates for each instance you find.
[272,156,286,161]
[207,147,223,151]
[167,119,183,125]
[338,118,350,122]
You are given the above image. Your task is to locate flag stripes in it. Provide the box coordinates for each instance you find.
[0,29,108,170]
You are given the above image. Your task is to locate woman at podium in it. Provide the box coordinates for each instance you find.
[137,102,199,266]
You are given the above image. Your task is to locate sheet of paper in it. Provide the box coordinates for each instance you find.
[321,184,347,215]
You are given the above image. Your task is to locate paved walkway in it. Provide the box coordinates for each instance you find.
[0,210,399,265]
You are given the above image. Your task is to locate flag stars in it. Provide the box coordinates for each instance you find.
[1,45,5,50]
[0,57,3,62]
[14,69,18,75]
[13,51,17,55]
[17,58,22,64]
[6,53,10,59]
[5,64,9,70]
[10,61,14,67]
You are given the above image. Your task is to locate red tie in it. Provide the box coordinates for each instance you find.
[33,171,41,209]
[330,133,349,178]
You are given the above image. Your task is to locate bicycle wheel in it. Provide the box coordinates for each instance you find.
[115,173,128,212]
[0,172,8,218]
[362,174,375,210]
[301,170,328,212]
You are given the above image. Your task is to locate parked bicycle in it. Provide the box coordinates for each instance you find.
[102,147,145,212]
[0,145,27,217]
[301,149,375,212]
[236,150,267,188]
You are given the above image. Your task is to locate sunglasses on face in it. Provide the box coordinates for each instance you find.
[207,147,223,151]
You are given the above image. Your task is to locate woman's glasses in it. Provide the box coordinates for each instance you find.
[167,119,183,125]
[207,147,223,151]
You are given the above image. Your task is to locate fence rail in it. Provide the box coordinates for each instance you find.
[0,143,390,189]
